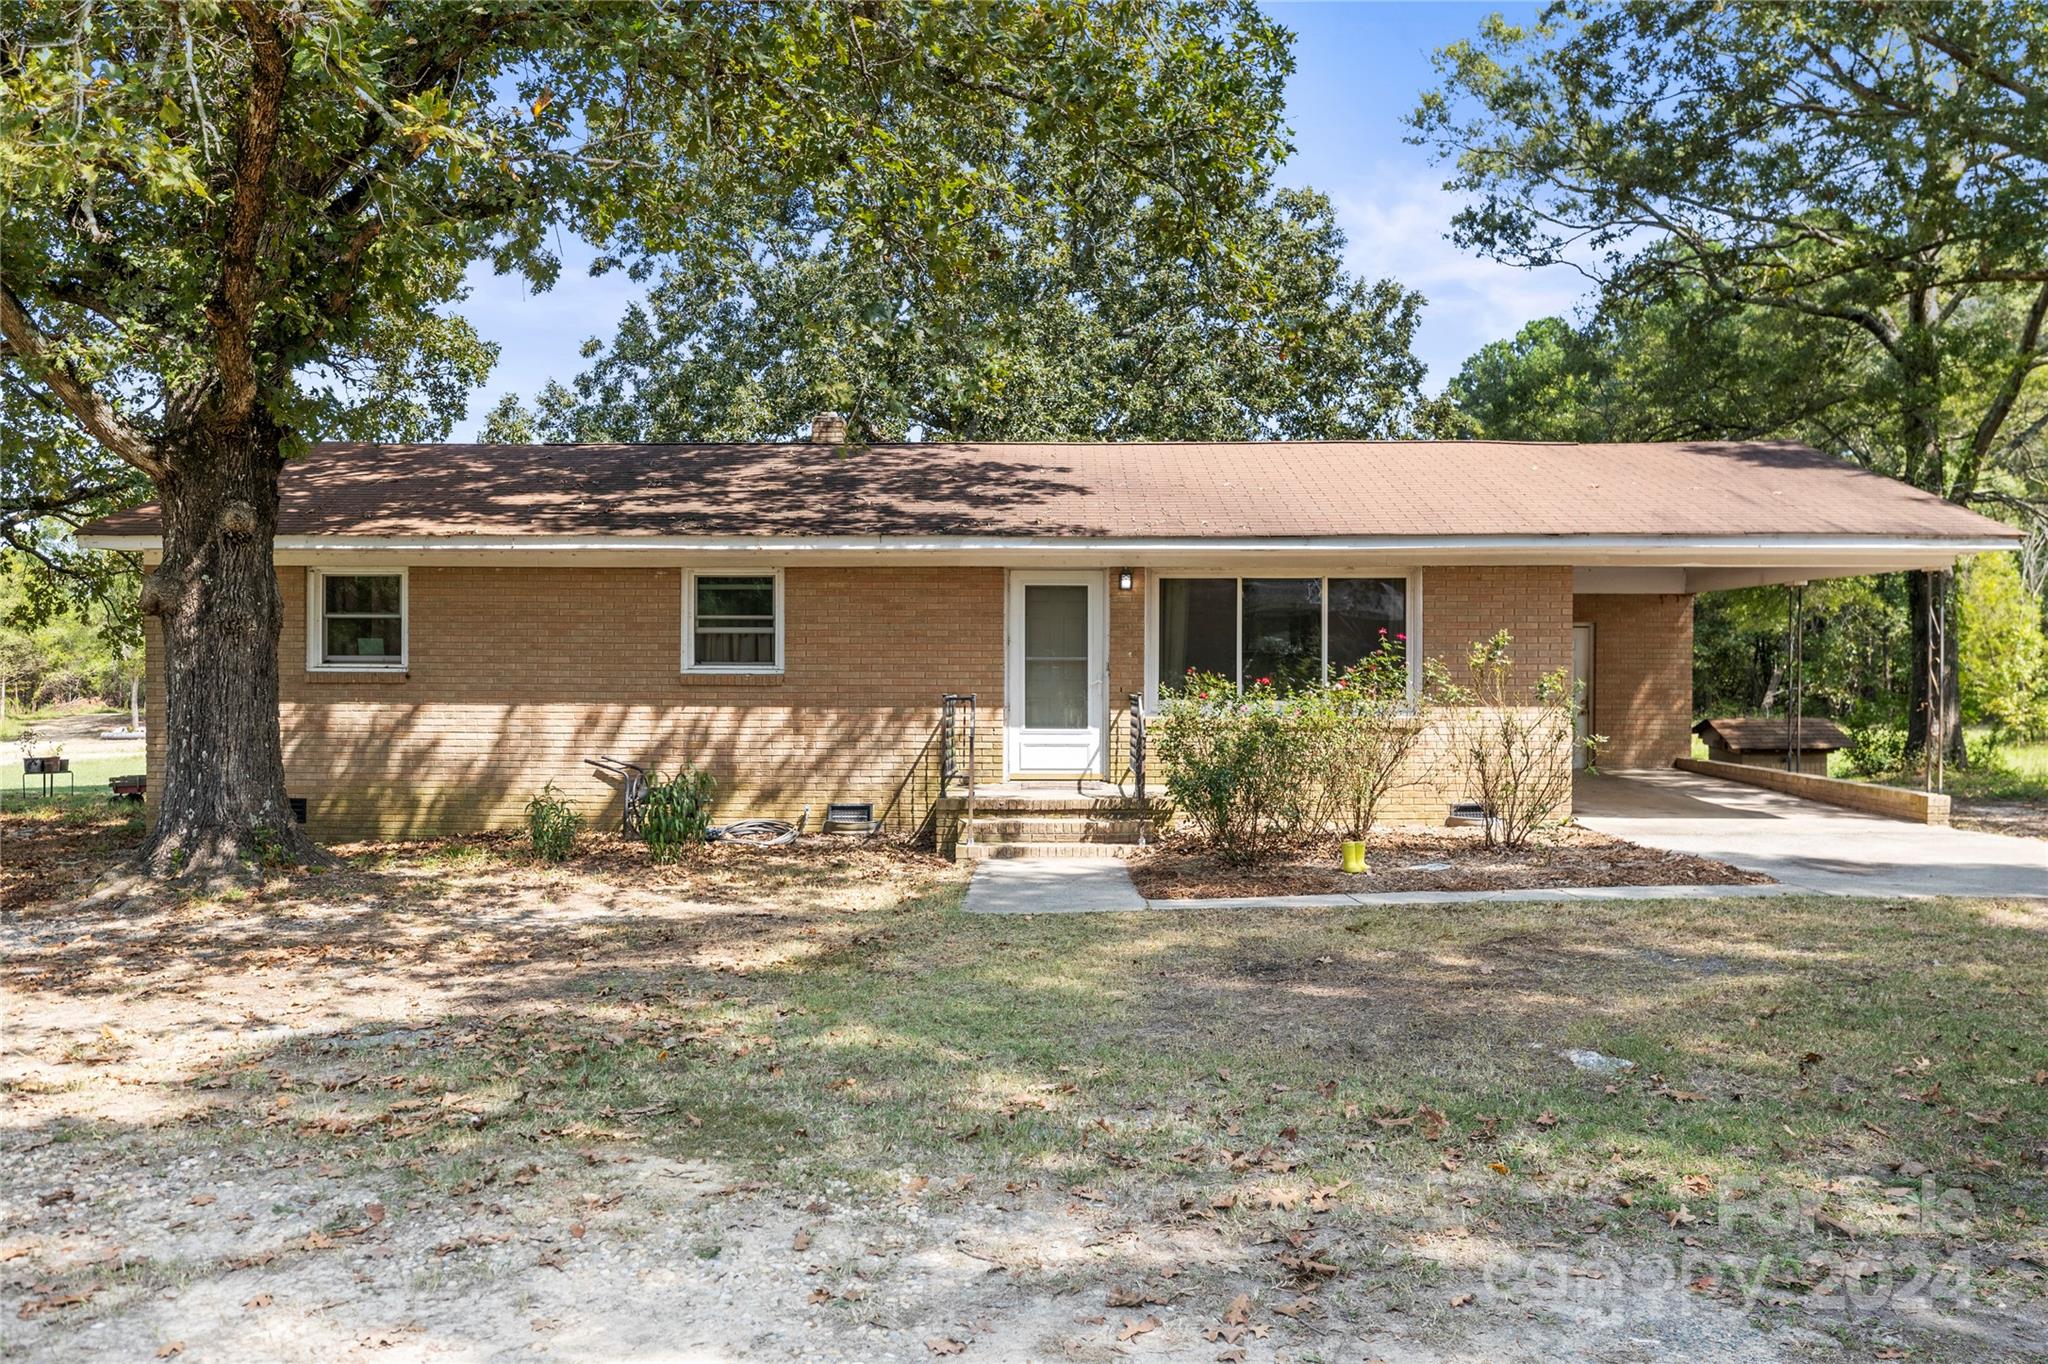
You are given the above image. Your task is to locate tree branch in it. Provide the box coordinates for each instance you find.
[1960,278,2048,492]
[0,480,134,522]
[1900,23,2047,108]
[208,0,292,428]
[0,283,163,477]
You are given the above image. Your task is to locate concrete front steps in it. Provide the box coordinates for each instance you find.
[938,784,1169,862]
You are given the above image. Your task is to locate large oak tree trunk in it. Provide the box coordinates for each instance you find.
[1905,567,1963,769]
[138,421,324,875]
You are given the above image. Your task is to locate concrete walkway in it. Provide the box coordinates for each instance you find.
[963,768,2045,913]
[961,855,1798,916]
[961,858,1148,914]
[1576,768,2047,898]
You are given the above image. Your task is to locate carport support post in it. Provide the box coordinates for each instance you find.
[1785,583,1806,774]
[1925,570,1949,793]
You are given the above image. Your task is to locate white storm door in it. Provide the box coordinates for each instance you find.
[1571,623,1594,770]
[1007,572,1106,776]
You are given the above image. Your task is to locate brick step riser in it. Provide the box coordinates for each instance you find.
[967,819,1150,843]
[956,842,1146,862]
[945,800,1169,819]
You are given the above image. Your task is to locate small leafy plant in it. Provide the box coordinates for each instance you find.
[1842,720,1907,778]
[1308,635,1443,849]
[1445,630,1599,850]
[523,782,582,862]
[640,767,715,861]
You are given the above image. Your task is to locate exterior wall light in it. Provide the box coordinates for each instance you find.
[1117,569,1134,591]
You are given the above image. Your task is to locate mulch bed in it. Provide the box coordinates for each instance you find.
[1125,825,1773,899]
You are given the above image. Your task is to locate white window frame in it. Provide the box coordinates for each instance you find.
[682,568,785,675]
[306,567,409,672]
[1144,569,1421,708]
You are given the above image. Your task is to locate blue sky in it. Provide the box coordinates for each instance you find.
[452,1,1586,438]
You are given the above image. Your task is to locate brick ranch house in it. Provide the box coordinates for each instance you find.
[81,430,2017,850]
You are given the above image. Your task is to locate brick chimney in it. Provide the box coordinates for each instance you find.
[808,411,846,445]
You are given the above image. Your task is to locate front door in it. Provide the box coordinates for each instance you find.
[1007,572,1106,776]
[1571,623,1594,769]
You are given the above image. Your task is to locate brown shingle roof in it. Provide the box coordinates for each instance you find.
[82,439,2019,542]
[1693,717,1851,753]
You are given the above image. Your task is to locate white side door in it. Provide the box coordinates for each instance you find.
[1007,571,1106,777]
[1571,623,1594,769]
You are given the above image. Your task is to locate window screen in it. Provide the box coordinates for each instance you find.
[1327,577,1408,673]
[1157,578,1237,686]
[1158,575,1411,693]
[693,575,778,667]
[320,573,403,664]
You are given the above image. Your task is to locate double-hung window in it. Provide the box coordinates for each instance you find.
[1155,574,1413,697]
[307,569,407,671]
[685,571,782,673]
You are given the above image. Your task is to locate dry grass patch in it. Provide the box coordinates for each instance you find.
[4,802,2045,1363]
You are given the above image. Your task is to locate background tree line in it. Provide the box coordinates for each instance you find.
[1449,306,2048,746]
[4,1,2045,868]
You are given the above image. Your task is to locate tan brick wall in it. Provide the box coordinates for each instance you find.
[1677,758,1948,824]
[144,566,1004,838]
[1571,592,1693,770]
[1379,565,1577,822]
[139,560,1591,838]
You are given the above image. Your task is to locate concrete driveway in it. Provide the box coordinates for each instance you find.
[1576,769,2047,898]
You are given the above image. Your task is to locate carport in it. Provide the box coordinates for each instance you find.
[1575,769,2047,898]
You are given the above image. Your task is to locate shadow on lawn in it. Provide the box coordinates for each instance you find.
[8,823,2047,1254]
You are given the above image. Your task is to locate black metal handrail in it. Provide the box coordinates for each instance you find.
[1128,692,1147,847]
[941,693,977,847]
[873,721,941,842]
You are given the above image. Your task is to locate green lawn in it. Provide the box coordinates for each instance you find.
[0,754,142,811]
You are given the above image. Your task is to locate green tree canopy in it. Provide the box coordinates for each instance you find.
[1958,550,2048,740]
[485,187,1450,444]
[0,0,1295,872]
[1416,0,2048,755]
[1446,288,1874,447]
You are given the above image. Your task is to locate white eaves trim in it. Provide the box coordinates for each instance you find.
[75,531,2022,559]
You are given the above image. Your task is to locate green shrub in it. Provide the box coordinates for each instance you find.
[1153,641,1443,865]
[1300,638,1435,846]
[1152,672,1309,864]
[1965,728,2006,771]
[1154,630,1591,862]
[523,782,582,862]
[641,767,715,861]
[1842,722,1907,778]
